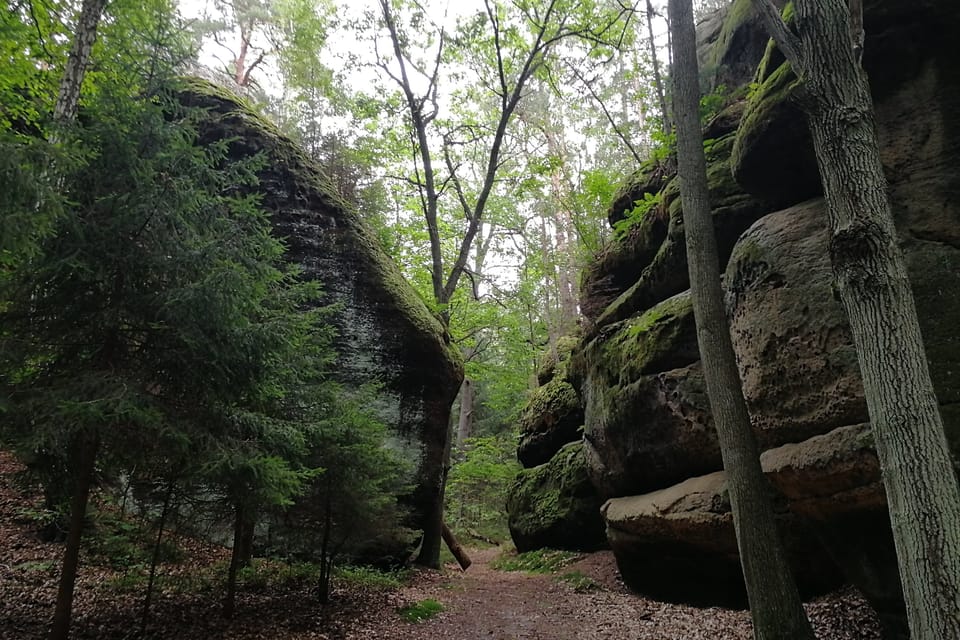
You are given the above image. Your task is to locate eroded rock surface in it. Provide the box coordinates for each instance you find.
[179,80,463,548]
[506,442,606,552]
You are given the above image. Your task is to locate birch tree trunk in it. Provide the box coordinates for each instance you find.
[54,0,108,125]
[668,1,816,638]
[754,1,960,635]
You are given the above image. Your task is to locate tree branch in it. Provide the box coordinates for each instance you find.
[752,0,803,71]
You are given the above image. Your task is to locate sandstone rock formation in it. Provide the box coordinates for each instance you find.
[507,442,606,552]
[179,80,463,551]
[510,0,960,636]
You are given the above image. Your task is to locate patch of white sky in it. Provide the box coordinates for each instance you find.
[175,0,674,293]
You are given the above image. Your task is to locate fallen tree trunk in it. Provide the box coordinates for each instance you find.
[442,521,471,571]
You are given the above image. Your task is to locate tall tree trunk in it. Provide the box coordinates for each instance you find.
[753,1,960,635]
[668,1,816,638]
[415,419,454,569]
[49,433,99,640]
[54,0,108,125]
[140,480,175,637]
[235,507,256,569]
[646,0,671,136]
[456,378,474,450]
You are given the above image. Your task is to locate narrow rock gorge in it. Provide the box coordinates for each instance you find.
[506,1,960,637]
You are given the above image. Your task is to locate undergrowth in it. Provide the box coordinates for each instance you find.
[397,598,444,622]
[490,548,581,574]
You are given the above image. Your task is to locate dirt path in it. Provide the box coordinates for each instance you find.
[0,452,882,640]
[352,548,882,640]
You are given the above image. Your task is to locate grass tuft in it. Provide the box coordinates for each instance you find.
[397,598,444,623]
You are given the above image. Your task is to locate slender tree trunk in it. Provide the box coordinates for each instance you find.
[415,420,454,569]
[140,480,175,637]
[235,507,256,569]
[49,433,99,640]
[668,2,816,638]
[54,0,108,125]
[751,1,960,635]
[456,378,474,449]
[222,501,245,619]
[646,0,671,136]
[318,487,333,604]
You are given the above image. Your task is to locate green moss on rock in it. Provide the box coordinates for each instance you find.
[586,292,699,388]
[730,58,821,205]
[536,335,580,386]
[506,442,607,552]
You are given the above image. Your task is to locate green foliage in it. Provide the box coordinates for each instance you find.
[558,570,600,592]
[490,548,581,574]
[237,559,320,590]
[700,83,728,124]
[335,564,408,590]
[446,435,519,542]
[612,191,661,240]
[14,560,57,573]
[397,598,444,623]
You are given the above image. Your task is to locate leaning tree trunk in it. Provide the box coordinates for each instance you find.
[668,1,817,638]
[49,433,99,640]
[752,0,960,635]
[441,521,472,571]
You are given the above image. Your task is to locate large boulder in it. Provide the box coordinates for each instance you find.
[604,467,841,607]
[725,198,960,454]
[761,424,906,639]
[724,199,866,444]
[581,362,719,499]
[516,378,583,468]
[178,80,463,543]
[506,442,607,552]
[697,0,788,93]
[730,0,960,210]
[519,337,585,468]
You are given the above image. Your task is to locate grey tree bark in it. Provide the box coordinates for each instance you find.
[456,377,474,449]
[754,1,960,636]
[668,1,816,638]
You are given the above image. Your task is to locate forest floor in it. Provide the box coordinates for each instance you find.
[1,450,882,640]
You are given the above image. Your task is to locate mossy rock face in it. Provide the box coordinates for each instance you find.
[698,0,788,93]
[517,378,583,468]
[725,198,960,455]
[506,442,606,552]
[177,79,463,544]
[577,291,698,394]
[730,60,821,207]
[581,362,720,498]
[580,207,670,322]
[607,159,671,228]
[589,136,771,333]
[535,335,580,386]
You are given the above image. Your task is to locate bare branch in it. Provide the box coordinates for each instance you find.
[565,61,643,163]
[752,0,803,71]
